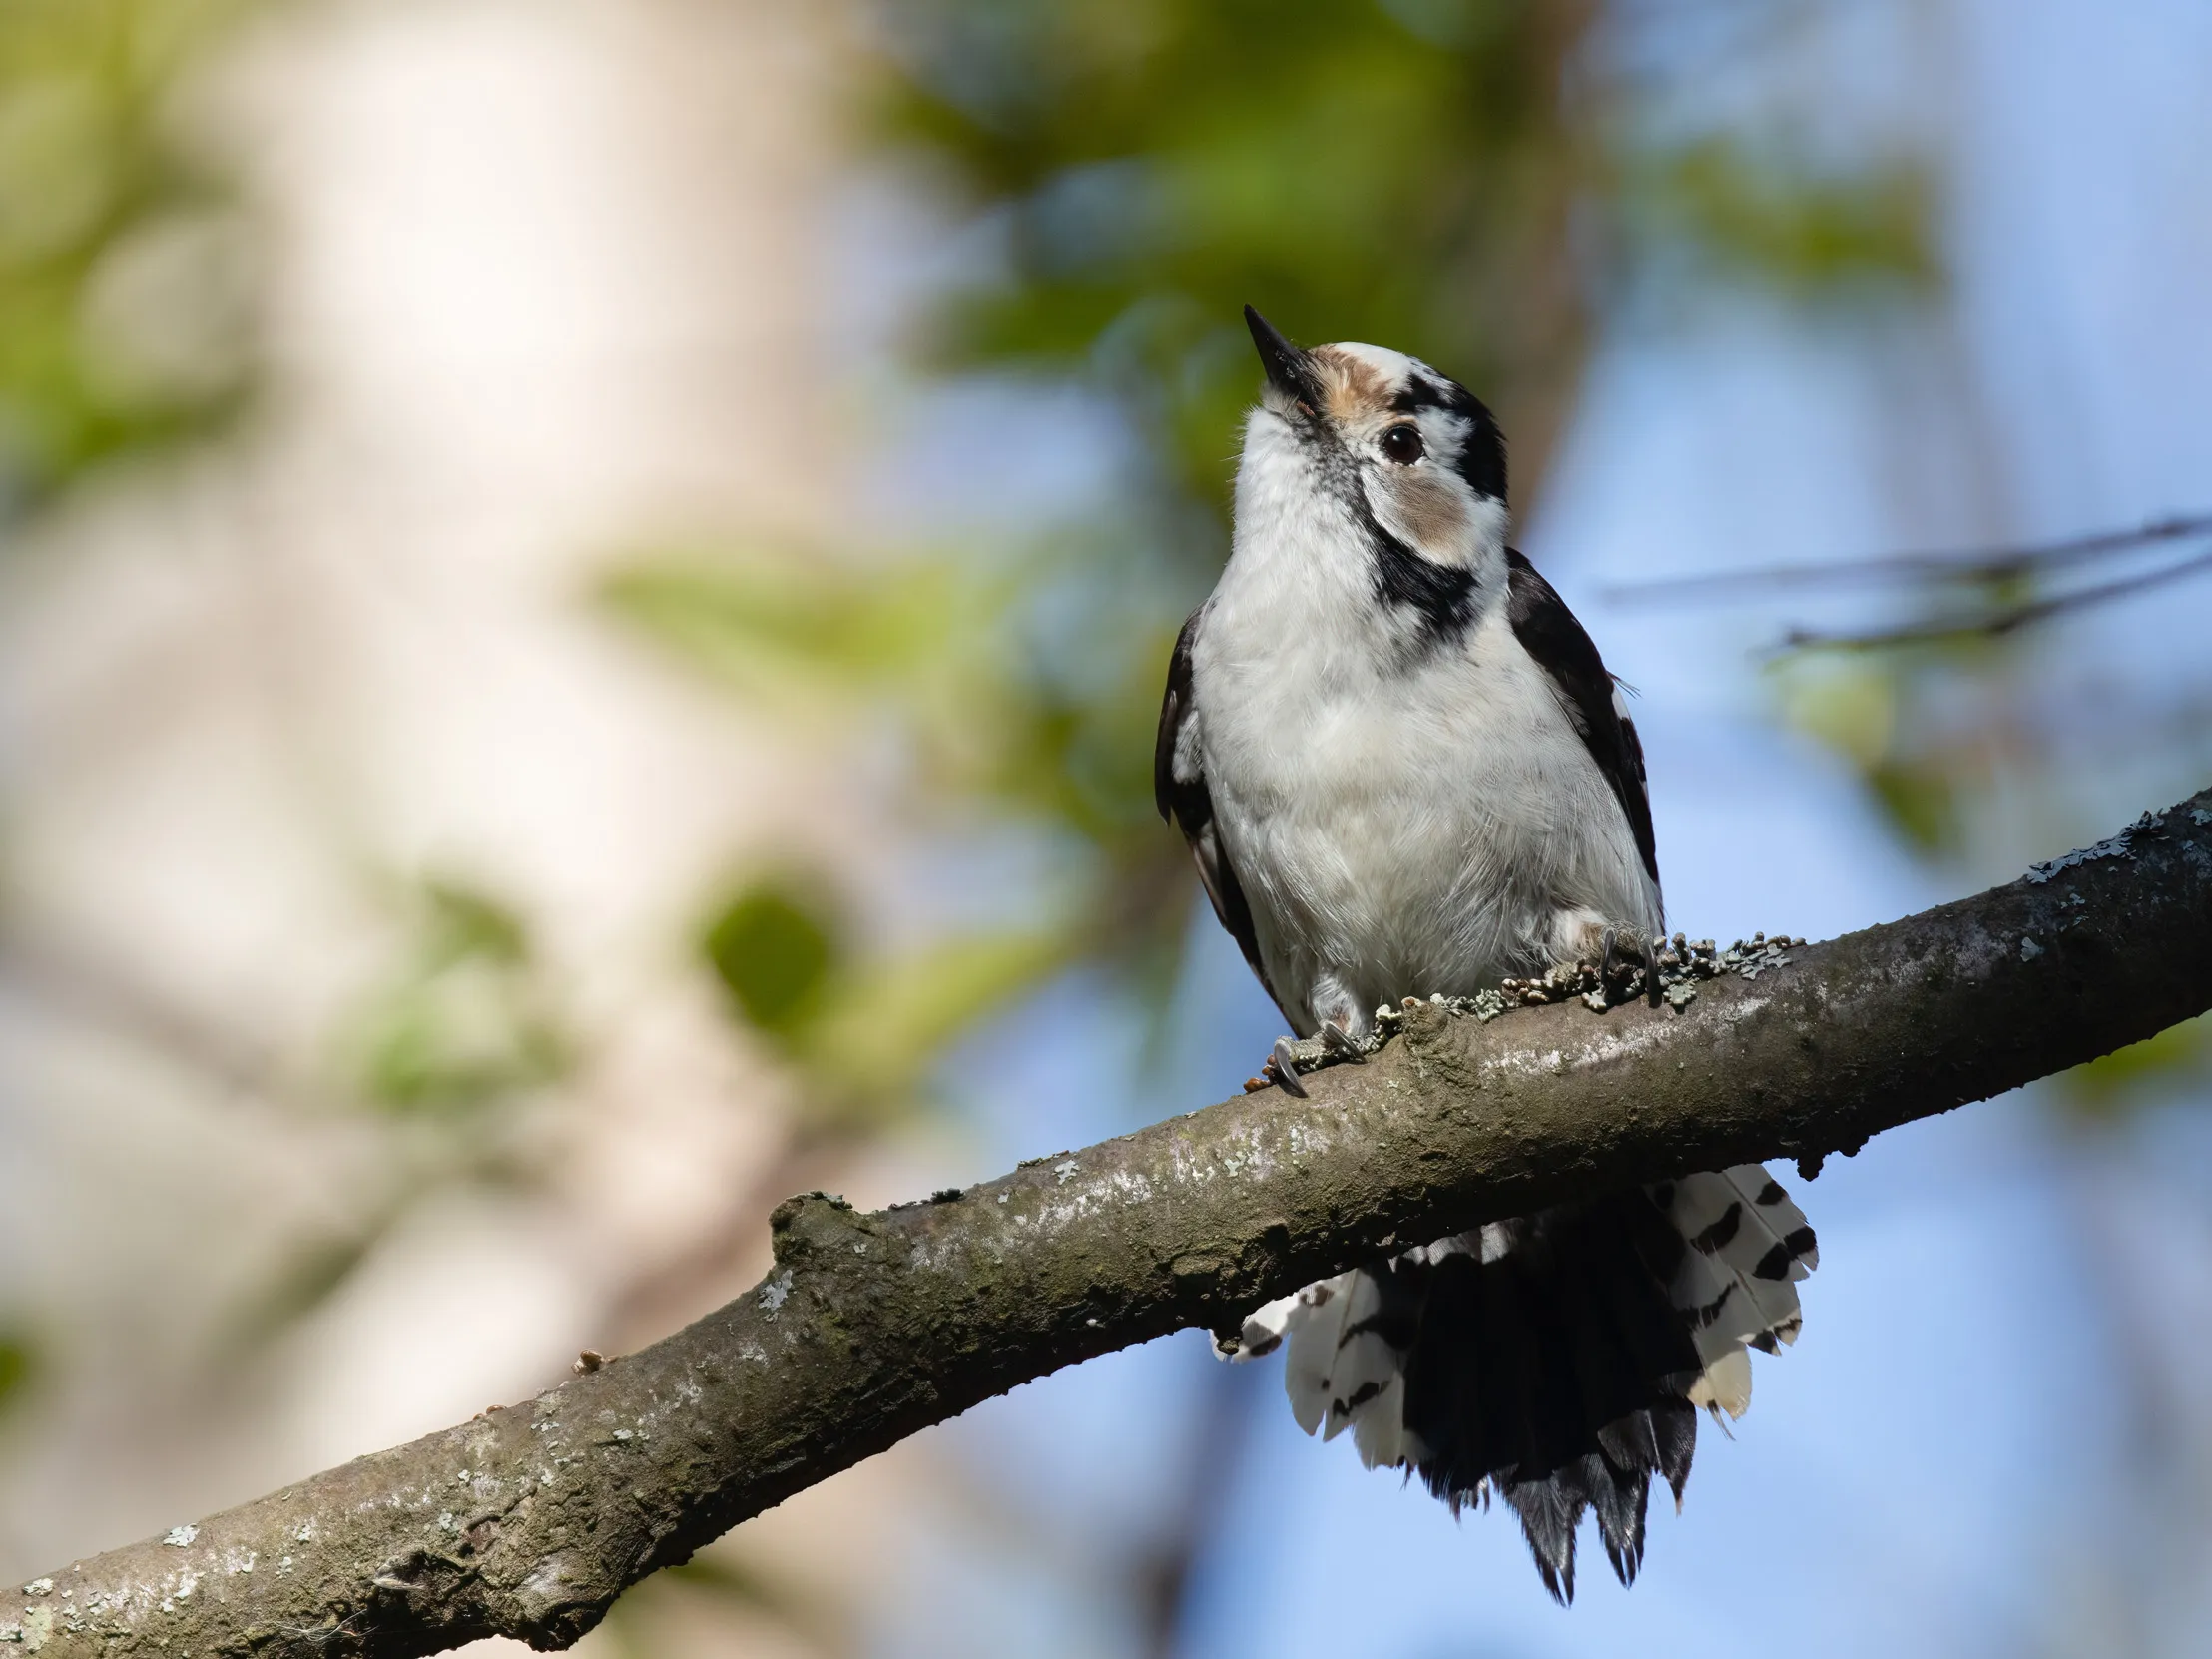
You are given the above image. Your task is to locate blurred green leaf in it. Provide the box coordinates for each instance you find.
[808,927,1075,1110]
[0,0,265,508]
[1860,755,1963,853]
[600,551,976,702]
[2060,1012,2212,1122]
[1770,646,2011,855]
[660,1552,806,1615]
[1776,654,1897,768]
[352,878,567,1115]
[702,876,843,1041]
[606,542,1175,855]
[421,879,527,967]
[695,859,1070,1125]
[0,1329,37,1419]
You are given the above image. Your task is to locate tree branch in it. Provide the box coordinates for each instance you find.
[22,788,2212,1659]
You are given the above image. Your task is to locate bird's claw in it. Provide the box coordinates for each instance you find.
[1261,1024,1367,1096]
[1320,1020,1366,1061]
[1598,927,1665,1007]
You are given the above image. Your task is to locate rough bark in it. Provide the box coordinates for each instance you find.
[18,789,2212,1659]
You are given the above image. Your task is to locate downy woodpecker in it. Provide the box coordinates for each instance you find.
[1154,307,1817,1600]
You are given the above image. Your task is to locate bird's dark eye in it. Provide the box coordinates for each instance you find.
[1382,424,1424,464]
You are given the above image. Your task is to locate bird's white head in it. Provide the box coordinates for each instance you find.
[1231,305,1510,653]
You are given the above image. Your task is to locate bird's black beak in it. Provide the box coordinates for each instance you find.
[1245,305,1322,415]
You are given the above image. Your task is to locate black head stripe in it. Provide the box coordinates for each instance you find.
[1389,375,1507,504]
[1454,415,1507,505]
[1389,375,1477,416]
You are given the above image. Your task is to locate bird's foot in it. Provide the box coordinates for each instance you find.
[1241,1023,1371,1096]
[1598,928,1663,1007]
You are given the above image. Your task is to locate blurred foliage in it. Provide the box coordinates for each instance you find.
[604,544,1170,858]
[875,0,1599,516]
[1769,646,2016,854]
[214,879,573,1345]
[0,0,263,511]
[1617,135,1936,306]
[603,551,990,722]
[195,878,571,1354]
[351,878,567,1118]
[614,550,1096,1126]
[874,0,1935,522]
[2063,1013,2212,1123]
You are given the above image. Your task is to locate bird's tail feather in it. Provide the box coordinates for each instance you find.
[1225,1165,1816,1601]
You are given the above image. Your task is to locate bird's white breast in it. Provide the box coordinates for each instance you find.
[1191,493,1658,1032]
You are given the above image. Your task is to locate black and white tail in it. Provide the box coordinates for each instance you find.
[1229,1166,1817,1601]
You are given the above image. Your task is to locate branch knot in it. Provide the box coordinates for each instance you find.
[768,1191,881,1266]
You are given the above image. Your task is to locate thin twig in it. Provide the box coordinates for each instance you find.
[1605,512,2212,606]
[1777,543,2212,652]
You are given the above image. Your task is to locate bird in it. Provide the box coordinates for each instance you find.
[1153,306,1818,1601]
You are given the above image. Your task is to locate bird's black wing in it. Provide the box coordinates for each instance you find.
[1503,550,1661,890]
[1155,606,1278,1004]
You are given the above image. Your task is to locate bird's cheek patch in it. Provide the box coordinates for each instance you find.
[1382,468,1473,562]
